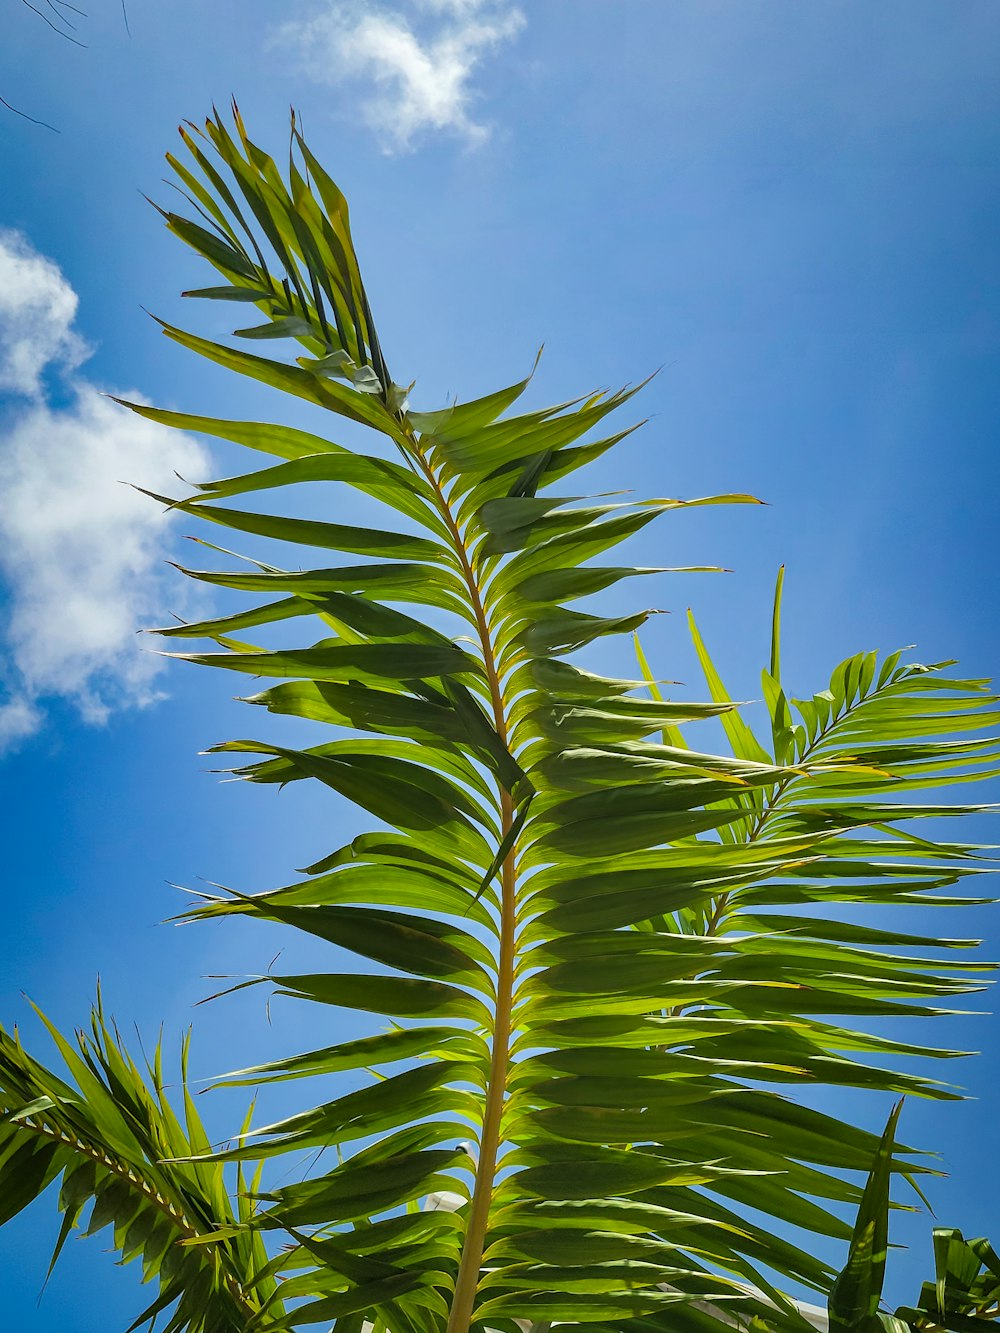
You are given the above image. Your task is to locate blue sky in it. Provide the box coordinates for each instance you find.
[1,1,998,1325]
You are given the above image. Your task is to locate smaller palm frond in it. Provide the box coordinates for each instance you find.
[0,995,279,1333]
[615,571,998,1320]
[897,1227,1000,1331]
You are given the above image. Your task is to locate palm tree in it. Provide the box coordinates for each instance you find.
[1,106,997,1333]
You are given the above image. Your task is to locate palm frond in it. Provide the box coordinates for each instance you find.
[145,109,995,1333]
[3,108,995,1333]
[0,995,278,1332]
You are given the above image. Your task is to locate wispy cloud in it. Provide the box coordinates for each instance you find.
[0,230,210,752]
[278,0,525,152]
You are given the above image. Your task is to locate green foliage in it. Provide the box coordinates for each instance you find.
[0,994,279,1332]
[829,1102,903,1333]
[1,105,997,1333]
[829,1103,1000,1331]
[900,1229,1000,1330]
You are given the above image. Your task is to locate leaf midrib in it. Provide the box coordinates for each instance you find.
[406,431,519,1333]
[11,1112,264,1321]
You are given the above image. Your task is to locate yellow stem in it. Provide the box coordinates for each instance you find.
[406,441,517,1333]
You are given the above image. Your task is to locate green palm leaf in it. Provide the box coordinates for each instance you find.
[0,996,277,1333]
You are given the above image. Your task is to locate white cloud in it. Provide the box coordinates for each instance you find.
[0,230,88,397]
[0,230,211,752]
[278,0,525,151]
[0,696,41,749]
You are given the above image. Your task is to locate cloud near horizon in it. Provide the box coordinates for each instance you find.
[0,230,210,753]
[277,0,525,152]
